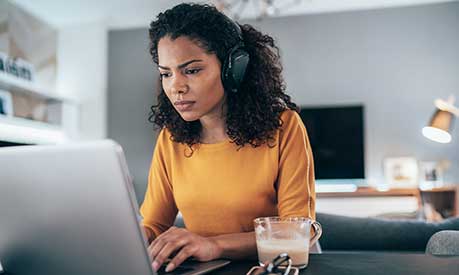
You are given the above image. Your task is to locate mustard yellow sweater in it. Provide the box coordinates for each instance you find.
[140,110,315,238]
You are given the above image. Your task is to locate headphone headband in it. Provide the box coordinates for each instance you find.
[222,14,244,47]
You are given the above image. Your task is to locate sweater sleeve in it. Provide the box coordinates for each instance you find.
[140,129,178,239]
[276,111,316,220]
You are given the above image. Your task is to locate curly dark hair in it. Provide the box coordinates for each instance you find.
[148,3,299,150]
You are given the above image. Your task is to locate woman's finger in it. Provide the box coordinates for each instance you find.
[148,236,167,263]
[148,227,181,261]
[152,238,189,271]
[166,244,198,272]
[150,226,178,247]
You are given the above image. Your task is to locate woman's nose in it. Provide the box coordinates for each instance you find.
[169,74,188,95]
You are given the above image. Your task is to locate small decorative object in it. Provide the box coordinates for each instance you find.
[11,93,48,122]
[15,58,35,81]
[419,161,444,189]
[383,157,419,188]
[0,51,35,81]
[0,52,7,73]
[0,89,14,117]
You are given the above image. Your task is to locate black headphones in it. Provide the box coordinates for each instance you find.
[221,18,250,93]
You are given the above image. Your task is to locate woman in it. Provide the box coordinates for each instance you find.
[140,3,315,272]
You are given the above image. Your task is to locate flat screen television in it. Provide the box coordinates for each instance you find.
[299,105,365,180]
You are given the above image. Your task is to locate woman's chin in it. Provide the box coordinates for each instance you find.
[179,112,200,122]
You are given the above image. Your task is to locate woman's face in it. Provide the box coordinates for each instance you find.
[157,36,226,122]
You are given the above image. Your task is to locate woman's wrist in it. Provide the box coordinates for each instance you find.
[208,236,225,259]
[143,226,155,244]
[208,232,257,259]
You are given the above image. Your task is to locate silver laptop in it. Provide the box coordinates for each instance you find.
[0,140,230,275]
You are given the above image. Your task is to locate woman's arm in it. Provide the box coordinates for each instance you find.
[276,111,315,219]
[140,129,179,240]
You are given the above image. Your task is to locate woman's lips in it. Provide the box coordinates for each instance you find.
[174,101,195,112]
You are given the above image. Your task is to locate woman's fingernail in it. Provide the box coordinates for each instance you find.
[152,261,159,271]
[166,263,175,272]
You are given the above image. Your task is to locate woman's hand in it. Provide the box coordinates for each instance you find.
[147,226,222,272]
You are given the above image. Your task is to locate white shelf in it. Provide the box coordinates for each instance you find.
[0,71,76,103]
[0,115,67,144]
[0,71,80,145]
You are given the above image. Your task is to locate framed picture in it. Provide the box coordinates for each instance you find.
[419,161,444,189]
[0,90,14,117]
[383,157,419,188]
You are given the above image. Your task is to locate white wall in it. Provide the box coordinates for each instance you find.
[56,21,108,140]
[246,2,459,184]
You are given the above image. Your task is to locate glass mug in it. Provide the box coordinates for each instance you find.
[254,217,322,269]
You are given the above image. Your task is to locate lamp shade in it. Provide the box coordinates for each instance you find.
[422,109,454,143]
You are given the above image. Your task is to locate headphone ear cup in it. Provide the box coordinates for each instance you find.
[221,46,249,93]
[221,54,231,91]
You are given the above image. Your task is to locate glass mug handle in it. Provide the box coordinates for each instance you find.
[309,220,322,246]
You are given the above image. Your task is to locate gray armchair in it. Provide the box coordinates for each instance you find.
[316,212,459,252]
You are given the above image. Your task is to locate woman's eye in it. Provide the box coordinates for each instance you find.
[160,73,171,80]
[185,68,201,74]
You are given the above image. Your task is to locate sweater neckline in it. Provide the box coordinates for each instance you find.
[195,139,235,150]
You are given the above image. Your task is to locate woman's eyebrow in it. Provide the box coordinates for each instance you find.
[158,59,204,70]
